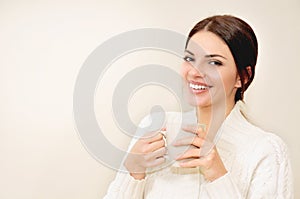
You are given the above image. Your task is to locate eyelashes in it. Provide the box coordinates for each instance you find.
[208,60,223,66]
[183,56,195,62]
[183,56,223,66]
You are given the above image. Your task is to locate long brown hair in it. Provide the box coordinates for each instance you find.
[187,15,258,102]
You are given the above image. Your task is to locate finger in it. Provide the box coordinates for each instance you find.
[179,149,216,168]
[176,148,201,160]
[181,124,206,138]
[148,139,166,152]
[160,127,166,131]
[142,131,164,143]
[153,146,167,158]
[145,156,166,168]
[179,158,204,168]
[144,147,167,162]
[173,136,204,148]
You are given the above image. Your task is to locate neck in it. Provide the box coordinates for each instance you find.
[196,105,211,128]
[196,101,236,132]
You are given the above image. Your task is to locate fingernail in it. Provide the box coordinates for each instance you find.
[175,153,183,160]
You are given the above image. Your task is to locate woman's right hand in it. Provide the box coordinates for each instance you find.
[124,130,167,180]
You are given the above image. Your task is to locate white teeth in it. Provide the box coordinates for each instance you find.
[189,83,209,90]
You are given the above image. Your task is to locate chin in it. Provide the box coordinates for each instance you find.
[185,94,212,108]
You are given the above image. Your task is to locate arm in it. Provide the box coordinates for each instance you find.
[103,115,167,199]
[103,171,147,199]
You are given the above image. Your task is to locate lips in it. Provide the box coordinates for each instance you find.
[189,82,209,90]
[187,81,212,95]
[189,80,211,89]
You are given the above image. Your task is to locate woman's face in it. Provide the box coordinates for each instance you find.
[181,31,241,108]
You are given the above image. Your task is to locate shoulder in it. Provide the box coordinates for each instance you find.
[220,102,289,160]
[237,123,287,156]
[220,103,287,158]
[254,131,289,163]
[219,107,291,179]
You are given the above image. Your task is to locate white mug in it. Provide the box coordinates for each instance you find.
[163,122,205,167]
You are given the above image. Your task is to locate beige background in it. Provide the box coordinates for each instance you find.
[0,0,299,198]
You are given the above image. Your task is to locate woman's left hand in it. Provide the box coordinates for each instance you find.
[173,125,227,182]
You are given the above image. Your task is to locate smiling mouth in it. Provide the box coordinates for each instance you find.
[189,82,212,90]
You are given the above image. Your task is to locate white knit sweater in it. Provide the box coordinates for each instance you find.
[104,102,293,198]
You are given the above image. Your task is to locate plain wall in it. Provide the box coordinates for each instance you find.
[0,0,299,198]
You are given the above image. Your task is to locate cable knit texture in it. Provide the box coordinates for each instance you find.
[104,101,293,199]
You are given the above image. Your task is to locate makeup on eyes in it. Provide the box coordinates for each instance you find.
[183,55,223,66]
[184,50,226,62]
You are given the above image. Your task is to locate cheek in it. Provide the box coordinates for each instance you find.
[217,69,238,91]
[180,62,189,79]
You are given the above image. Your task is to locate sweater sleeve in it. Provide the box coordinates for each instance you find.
[200,134,294,199]
[103,172,146,199]
[245,134,294,199]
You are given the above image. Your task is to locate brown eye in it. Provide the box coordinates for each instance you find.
[183,56,195,62]
[208,60,223,66]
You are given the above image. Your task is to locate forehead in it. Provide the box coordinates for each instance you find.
[187,31,232,58]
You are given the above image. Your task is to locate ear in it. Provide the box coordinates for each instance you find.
[234,66,252,88]
[244,66,252,85]
[246,66,252,80]
[234,76,242,88]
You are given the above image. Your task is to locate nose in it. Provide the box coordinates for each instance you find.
[188,63,205,78]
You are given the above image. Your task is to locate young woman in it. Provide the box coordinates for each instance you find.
[104,15,293,198]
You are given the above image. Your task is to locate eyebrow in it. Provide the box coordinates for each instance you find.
[185,50,227,60]
[184,49,195,56]
[204,54,227,60]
